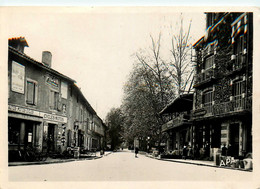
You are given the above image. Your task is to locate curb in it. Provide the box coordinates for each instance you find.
[145,154,252,172]
[8,154,106,167]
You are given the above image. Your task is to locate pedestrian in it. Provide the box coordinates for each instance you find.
[194,144,200,160]
[221,143,227,156]
[182,145,187,160]
[135,146,139,158]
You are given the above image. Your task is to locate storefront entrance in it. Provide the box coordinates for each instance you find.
[8,117,40,161]
[229,123,239,157]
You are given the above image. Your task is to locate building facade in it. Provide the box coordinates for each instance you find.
[160,94,193,155]
[8,37,107,161]
[192,12,253,159]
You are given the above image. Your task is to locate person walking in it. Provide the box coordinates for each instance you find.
[182,145,187,160]
[135,146,139,158]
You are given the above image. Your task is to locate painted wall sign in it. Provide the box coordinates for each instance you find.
[8,104,67,123]
[41,113,67,123]
[8,104,40,117]
[46,74,59,89]
[11,61,25,94]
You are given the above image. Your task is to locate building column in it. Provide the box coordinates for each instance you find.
[203,125,205,147]
[221,122,229,146]
[20,122,26,147]
[239,122,243,156]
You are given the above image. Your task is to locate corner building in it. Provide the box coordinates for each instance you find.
[192,12,252,159]
[8,37,107,161]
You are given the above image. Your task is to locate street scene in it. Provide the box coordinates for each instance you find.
[3,7,256,188]
[9,150,252,181]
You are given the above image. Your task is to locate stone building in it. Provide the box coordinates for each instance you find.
[192,12,253,159]
[8,37,106,161]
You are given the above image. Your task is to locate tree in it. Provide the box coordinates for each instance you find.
[122,34,175,149]
[166,16,194,95]
[105,108,125,150]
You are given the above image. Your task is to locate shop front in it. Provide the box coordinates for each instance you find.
[8,104,68,161]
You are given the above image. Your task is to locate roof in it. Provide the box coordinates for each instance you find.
[193,12,229,48]
[72,83,97,115]
[160,93,193,114]
[9,37,29,47]
[9,45,76,83]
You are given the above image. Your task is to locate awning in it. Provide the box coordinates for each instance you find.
[160,93,193,114]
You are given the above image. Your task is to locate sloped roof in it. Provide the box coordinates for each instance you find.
[160,93,193,114]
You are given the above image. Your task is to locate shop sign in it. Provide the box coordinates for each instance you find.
[46,74,59,89]
[41,113,67,123]
[11,61,25,94]
[8,104,67,123]
[193,109,207,117]
[220,156,235,167]
[8,104,40,117]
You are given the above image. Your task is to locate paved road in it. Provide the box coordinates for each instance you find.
[9,150,253,182]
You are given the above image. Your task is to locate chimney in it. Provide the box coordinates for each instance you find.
[8,37,29,53]
[42,51,52,67]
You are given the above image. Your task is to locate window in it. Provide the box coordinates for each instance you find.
[203,90,214,114]
[86,118,89,130]
[203,55,214,80]
[49,90,60,110]
[204,56,214,70]
[233,35,245,70]
[26,80,37,105]
[232,80,243,109]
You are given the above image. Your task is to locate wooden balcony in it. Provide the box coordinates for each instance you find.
[192,96,252,119]
[162,113,190,132]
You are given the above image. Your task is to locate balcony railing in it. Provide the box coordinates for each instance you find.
[162,113,190,132]
[192,96,252,119]
[194,68,215,86]
[213,96,251,116]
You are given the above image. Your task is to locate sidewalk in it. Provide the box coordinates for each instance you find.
[8,151,113,167]
[145,153,252,172]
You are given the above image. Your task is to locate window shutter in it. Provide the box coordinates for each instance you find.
[27,81,34,104]
[49,91,54,109]
[58,94,62,111]
[34,83,38,105]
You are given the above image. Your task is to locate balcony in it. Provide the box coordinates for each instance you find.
[194,68,216,87]
[213,96,252,116]
[228,53,246,75]
[94,126,105,136]
[162,113,190,132]
[192,96,252,119]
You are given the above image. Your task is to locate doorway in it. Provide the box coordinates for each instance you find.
[229,123,239,157]
[47,124,56,153]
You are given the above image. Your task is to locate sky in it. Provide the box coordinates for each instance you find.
[2,7,208,119]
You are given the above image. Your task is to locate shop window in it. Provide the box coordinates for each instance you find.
[26,79,38,105]
[8,124,20,145]
[203,90,213,114]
